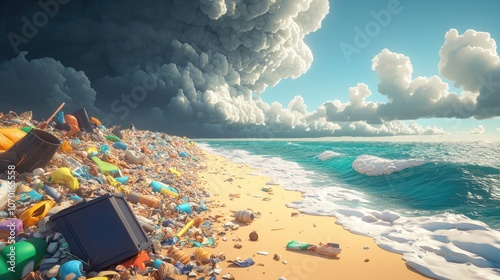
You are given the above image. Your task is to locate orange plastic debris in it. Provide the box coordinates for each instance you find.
[64,114,80,137]
[61,140,73,152]
[90,116,102,126]
[121,251,150,271]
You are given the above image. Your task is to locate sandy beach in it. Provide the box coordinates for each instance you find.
[2,115,496,279]
[193,151,430,280]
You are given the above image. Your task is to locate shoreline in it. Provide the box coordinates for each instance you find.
[1,116,496,279]
[197,150,430,279]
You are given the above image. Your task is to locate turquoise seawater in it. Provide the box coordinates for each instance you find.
[201,140,500,229]
[199,139,500,279]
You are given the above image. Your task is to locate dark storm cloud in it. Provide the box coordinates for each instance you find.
[0,2,495,137]
[0,0,337,137]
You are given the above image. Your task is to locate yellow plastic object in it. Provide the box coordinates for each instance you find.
[161,188,179,198]
[0,127,27,143]
[104,175,129,193]
[194,248,210,263]
[106,175,130,193]
[117,185,130,194]
[0,128,27,150]
[106,175,120,187]
[87,146,98,155]
[176,219,194,238]
[0,133,14,150]
[168,168,181,177]
[50,167,79,190]
[60,140,73,152]
[87,278,108,280]
[18,200,55,228]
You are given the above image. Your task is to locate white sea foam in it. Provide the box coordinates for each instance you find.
[316,150,343,161]
[199,144,500,280]
[353,155,427,176]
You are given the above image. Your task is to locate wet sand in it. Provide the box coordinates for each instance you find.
[192,151,430,280]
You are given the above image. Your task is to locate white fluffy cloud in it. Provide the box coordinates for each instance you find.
[322,29,499,124]
[470,125,485,134]
[338,120,446,137]
[439,29,499,92]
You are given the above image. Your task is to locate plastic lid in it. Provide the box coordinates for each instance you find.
[152,259,163,269]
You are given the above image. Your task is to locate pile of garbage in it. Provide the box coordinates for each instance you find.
[0,108,230,280]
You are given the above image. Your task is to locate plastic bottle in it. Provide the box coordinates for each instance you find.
[150,181,179,197]
[175,219,195,237]
[105,135,120,142]
[43,185,62,202]
[113,142,127,150]
[127,192,160,208]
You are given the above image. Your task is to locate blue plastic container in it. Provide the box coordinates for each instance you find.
[175,203,192,214]
[115,176,129,184]
[113,142,127,150]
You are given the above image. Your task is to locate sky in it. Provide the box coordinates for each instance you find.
[0,0,499,138]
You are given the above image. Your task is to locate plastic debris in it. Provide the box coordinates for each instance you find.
[0,109,240,280]
[230,257,255,267]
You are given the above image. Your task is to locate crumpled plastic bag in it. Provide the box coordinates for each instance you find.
[50,167,79,190]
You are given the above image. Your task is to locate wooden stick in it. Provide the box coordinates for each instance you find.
[38,102,65,129]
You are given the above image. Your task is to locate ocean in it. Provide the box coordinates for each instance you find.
[197,139,500,280]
